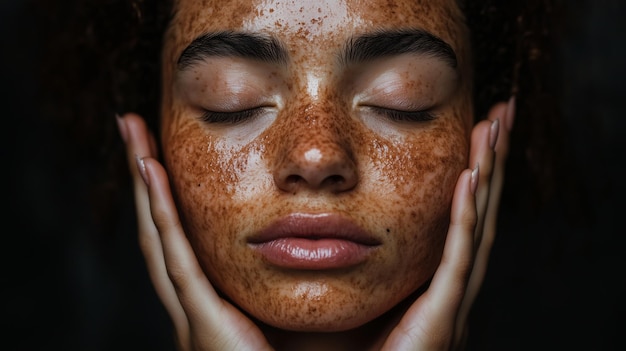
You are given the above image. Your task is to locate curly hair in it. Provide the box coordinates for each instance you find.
[36,0,566,229]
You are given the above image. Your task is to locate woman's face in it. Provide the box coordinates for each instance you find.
[161,0,472,331]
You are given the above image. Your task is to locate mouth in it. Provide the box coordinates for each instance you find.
[247,213,381,270]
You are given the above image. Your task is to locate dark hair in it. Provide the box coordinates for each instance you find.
[37,0,569,230]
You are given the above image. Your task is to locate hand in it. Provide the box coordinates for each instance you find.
[117,113,273,351]
[381,98,515,351]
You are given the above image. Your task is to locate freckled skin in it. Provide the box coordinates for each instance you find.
[160,0,473,337]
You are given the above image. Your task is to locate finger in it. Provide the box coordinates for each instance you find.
[118,113,190,344]
[140,157,233,338]
[383,168,477,350]
[454,97,515,347]
[468,97,515,291]
[458,102,505,313]
[466,98,514,293]
[483,96,515,236]
[119,114,158,240]
[119,113,155,186]
[468,103,506,246]
[424,167,477,321]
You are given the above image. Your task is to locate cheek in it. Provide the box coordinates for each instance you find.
[362,117,468,289]
[368,118,468,225]
[163,119,245,275]
[163,117,278,294]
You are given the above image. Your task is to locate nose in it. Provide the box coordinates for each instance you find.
[272,113,359,194]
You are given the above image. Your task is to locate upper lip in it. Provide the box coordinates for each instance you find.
[247,213,381,246]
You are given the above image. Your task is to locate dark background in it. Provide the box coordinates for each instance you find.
[3,1,625,350]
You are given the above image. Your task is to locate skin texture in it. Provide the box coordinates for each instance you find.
[159,0,474,333]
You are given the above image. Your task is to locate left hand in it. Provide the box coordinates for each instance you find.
[381,99,514,351]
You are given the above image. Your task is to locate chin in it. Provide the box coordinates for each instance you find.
[243,282,403,332]
[209,255,440,332]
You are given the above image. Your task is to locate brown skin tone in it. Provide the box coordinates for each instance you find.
[160,0,473,336]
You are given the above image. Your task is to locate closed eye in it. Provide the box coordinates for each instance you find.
[367,106,437,122]
[199,107,268,124]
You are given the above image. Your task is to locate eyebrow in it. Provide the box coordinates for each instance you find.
[177,28,457,71]
[178,31,288,69]
[342,29,457,68]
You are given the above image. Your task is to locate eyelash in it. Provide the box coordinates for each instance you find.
[369,106,437,122]
[199,106,435,124]
[200,107,265,124]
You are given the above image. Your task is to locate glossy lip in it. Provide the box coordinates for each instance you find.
[248,213,382,270]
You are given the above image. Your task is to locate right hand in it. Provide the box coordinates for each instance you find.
[118,113,274,351]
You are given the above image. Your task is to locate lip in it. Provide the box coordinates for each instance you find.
[248,213,381,270]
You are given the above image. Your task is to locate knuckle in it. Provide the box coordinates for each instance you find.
[151,206,183,234]
[459,204,477,228]
[166,263,191,292]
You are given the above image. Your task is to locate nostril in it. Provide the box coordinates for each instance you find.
[285,174,303,185]
[322,174,357,193]
[325,175,345,185]
[280,173,351,193]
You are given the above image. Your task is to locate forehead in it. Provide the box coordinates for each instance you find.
[166,0,468,62]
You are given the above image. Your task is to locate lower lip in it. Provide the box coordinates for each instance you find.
[251,238,376,270]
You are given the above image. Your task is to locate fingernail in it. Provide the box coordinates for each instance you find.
[116,113,128,143]
[505,95,516,132]
[470,164,479,195]
[135,154,150,186]
[489,118,500,150]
